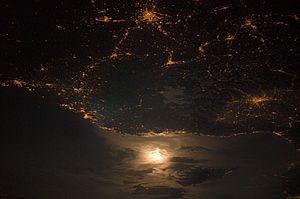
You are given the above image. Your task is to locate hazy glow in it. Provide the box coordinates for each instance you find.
[148,148,164,162]
[142,146,170,164]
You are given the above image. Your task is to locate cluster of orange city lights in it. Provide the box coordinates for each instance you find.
[0,0,298,145]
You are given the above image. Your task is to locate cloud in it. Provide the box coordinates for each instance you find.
[131,184,185,199]
[172,167,235,186]
[179,146,211,152]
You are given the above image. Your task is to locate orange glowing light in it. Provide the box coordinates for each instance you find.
[225,35,235,42]
[248,95,272,106]
[83,113,92,120]
[12,79,25,87]
[243,18,257,29]
[198,42,209,54]
[140,9,158,23]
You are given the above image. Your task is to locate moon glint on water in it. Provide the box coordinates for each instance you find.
[147,147,169,164]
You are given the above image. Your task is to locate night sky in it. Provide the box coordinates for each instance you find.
[0,0,300,198]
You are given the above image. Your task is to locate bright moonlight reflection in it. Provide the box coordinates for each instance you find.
[148,148,164,162]
[141,146,170,165]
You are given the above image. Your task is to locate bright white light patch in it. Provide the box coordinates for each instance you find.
[146,147,168,163]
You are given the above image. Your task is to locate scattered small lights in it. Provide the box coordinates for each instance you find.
[0,0,298,143]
